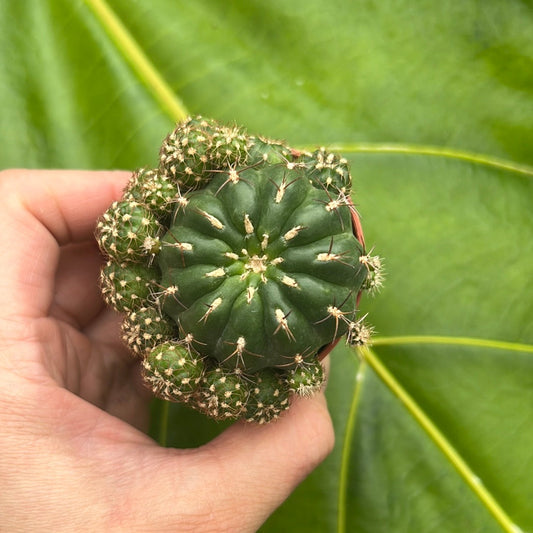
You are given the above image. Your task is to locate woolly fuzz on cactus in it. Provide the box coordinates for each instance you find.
[96,116,383,423]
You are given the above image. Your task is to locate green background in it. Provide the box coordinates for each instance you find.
[1,1,532,531]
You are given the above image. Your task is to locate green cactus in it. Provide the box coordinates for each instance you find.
[143,343,205,403]
[121,306,177,356]
[287,358,325,397]
[124,168,179,223]
[96,116,382,423]
[246,369,290,424]
[96,200,161,261]
[100,260,159,312]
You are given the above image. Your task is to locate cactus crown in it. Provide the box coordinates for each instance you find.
[96,116,382,423]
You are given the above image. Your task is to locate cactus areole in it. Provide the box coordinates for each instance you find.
[96,117,382,423]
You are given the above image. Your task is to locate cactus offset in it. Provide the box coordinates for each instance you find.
[96,116,382,423]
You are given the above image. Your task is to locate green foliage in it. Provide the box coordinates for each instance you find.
[1,0,532,531]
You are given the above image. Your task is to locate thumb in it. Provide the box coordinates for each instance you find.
[128,390,334,532]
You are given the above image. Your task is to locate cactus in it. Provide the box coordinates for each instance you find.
[96,116,382,423]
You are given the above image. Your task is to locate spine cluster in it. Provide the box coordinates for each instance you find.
[96,116,383,423]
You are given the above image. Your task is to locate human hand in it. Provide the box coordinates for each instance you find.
[0,169,334,532]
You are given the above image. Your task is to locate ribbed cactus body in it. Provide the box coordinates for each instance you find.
[159,162,366,372]
[96,116,382,423]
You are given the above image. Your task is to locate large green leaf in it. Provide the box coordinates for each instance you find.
[1,1,532,531]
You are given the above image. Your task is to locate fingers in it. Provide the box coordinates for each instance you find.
[0,169,129,320]
[132,392,334,532]
[0,169,130,245]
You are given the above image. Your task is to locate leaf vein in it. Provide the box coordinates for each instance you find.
[359,345,524,533]
[297,142,533,177]
[371,335,533,353]
[84,0,189,122]
[337,358,366,533]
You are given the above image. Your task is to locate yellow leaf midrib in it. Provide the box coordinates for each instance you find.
[344,345,526,533]
[372,335,533,353]
[84,0,189,123]
[300,143,533,177]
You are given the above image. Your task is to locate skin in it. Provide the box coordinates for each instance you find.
[0,169,334,532]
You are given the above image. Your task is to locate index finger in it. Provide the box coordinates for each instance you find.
[0,169,130,321]
[3,169,130,244]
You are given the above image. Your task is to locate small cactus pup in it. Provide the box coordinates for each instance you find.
[96,116,383,423]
